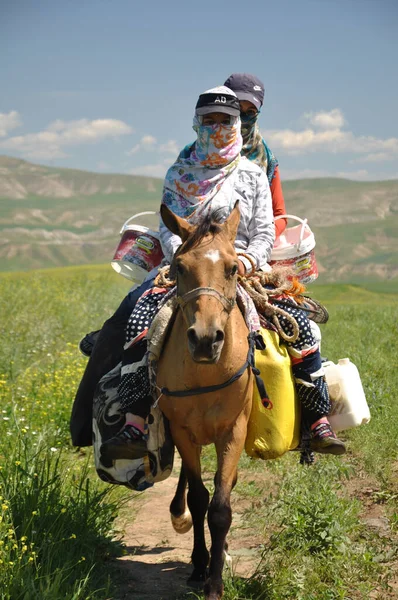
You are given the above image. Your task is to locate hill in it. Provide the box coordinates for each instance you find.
[0,155,397,284]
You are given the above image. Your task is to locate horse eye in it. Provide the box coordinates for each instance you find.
[176,262,185,275]
[230,265,238,277]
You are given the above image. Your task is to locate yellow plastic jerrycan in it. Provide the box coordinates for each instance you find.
[245,328,300,460]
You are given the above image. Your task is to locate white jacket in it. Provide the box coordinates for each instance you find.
[159,157,275,272]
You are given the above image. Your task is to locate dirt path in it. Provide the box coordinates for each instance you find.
[111,465,263,600]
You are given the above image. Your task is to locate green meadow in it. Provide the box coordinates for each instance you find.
[0,265,397,599]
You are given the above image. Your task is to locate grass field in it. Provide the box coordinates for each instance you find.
[0,265,397,599]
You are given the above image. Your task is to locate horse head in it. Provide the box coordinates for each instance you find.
[161,202,241,364]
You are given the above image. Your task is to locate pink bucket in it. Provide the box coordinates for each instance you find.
[111,212,164,283]
[269,215,318,284]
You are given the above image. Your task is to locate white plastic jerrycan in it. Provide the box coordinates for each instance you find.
[323,358,371,432]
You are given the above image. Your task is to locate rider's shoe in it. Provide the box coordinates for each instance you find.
[100,424,147,461]
[310,421,346,455]
[79,330,101,357]
[301,297,329,324]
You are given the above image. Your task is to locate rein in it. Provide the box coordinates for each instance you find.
[160,331,270,407]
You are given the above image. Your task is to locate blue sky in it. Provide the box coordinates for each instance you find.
[1,0,397,180]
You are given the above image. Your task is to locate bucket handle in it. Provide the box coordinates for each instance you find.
[274,214,311,253]
[119,211,159,234]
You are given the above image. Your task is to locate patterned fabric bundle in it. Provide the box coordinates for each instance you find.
[161,115,242,219]
[240,113,278,184]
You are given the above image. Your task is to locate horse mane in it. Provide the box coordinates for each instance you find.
[178,208,225,256]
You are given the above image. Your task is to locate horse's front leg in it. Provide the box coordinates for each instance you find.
[204,411,249,600]
[170,464,193,534]
[171,426,210,586]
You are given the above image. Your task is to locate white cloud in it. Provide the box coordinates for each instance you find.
[304,109,345,130]
[281,168,335,180]
[353,152,391,163]
[281,167,397,181]
[129,159,170,179]
[337,169,369,180]
[263,108,398,159]
[127,136,179,157]
[0,117,133,160]
[0,110,22,137]
[127,135,157,155]
[158,139,179,155]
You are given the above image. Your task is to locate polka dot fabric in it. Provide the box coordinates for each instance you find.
[125,289,167,347]
[118,289,167,417]
[272,301,318,355]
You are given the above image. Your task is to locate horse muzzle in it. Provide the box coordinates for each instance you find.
[187,327,225,363]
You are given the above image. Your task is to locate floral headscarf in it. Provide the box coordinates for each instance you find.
[161,114,242,220]
[240,112,278,184]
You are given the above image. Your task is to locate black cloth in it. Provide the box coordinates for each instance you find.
[70,278,153,447]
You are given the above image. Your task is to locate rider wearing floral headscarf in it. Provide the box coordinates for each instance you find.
[161,86,275,275]
[99,86,276,459]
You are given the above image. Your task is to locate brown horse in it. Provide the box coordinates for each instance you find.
[157,203,254,600]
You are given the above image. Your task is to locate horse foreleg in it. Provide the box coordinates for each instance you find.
[171,428,210,586]
[204,413,248,600]
[170,464,192,534]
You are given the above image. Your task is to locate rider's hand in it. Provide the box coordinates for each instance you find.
[237,260,246,276]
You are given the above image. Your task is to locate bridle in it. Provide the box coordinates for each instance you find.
[160,280,270,407]
[176,286,236,313]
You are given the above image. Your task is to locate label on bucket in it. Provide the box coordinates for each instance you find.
[112,228,164,282]
[269,248,318,284]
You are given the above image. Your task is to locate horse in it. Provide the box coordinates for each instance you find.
[157,202,255,600]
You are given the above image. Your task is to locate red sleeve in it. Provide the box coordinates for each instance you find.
[270,166,287,237]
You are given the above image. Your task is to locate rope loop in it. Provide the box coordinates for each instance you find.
[238,268,300,343]
[154,265,176,288]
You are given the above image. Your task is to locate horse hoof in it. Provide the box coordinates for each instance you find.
[171,508,193,534]
[187,568,207,589]
[204,578,224,600]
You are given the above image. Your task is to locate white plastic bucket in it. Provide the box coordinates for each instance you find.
[269,214,318,283]
[111,211,164,283]
[324,358,371,432]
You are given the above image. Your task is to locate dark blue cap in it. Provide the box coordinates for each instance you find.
[223,73,265,110]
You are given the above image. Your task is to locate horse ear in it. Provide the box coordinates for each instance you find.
[223,200,241,242]
[160,204,193,241]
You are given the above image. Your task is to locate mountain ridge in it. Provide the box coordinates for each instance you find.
[0,156,397,283]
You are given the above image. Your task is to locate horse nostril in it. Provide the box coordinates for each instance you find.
[214,330,224,344]
[187,328,198,346]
